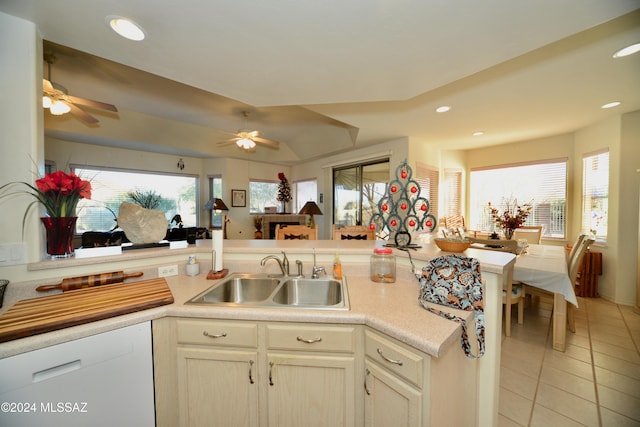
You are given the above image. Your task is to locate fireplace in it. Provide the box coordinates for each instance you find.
[262,215,306,239]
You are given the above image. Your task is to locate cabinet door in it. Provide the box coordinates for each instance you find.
[177,347,258,427]
[364,361,421,427]
[267,353,356,427]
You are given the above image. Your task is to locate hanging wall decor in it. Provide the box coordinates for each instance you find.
[369,160,437,248]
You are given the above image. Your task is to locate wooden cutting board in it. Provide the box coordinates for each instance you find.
[0,278,174,343]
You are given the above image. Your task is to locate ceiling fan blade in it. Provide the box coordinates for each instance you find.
[253,137,280,149]
[67,102,99,124]
[217,138,240,146]
[68,95,118,112]
[43,79,54,91]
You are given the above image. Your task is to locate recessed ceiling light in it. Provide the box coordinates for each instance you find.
[613,42,640,58]
[472,131,485,136]
[106,16,145,41]
[435,106,451,113]
[601,101,621,109]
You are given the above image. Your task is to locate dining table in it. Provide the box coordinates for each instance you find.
[513,244,575,351]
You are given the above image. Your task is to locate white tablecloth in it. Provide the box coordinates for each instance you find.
[513,244,577,307]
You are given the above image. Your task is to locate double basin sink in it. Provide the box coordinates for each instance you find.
[187,273,349,310]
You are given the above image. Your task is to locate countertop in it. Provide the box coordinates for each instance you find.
[0,239,514,360]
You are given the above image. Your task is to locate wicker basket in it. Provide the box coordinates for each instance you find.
[434,238,471,253]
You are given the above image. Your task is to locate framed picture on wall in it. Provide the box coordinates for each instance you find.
[231,189,246,207]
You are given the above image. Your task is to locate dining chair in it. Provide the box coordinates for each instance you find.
[332,225,375,240]
[275,224,318,240]
[468,237,522,336]
[525,236,594,333]
[512,226,543,244]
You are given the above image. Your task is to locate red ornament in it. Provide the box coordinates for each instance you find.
[401,170,408,179]
[409,219,416,227]
[400,203,407,210]
[426,219,433,228]
[369,223,376,230]
[420,204,427,211]
[390,185,397,193]
[410,186,418,194]
[382,204,388,211]
[390,219,397,227]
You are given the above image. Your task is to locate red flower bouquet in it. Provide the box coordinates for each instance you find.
[1,170,92,219]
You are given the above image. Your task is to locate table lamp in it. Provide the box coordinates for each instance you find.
[298,201,323,228]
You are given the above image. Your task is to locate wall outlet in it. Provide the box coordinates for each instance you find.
[158,265,179,277]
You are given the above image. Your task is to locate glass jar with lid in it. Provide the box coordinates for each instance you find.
[370,247,396,283]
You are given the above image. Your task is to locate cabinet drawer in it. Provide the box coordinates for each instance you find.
[266,324,356,353]
[176,319,258,348]
[365,330,423,387]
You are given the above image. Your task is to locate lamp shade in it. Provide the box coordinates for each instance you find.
[298,201,322,216]
[204,198,229,211]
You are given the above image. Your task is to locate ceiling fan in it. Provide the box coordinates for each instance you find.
[217,111,280,151]
[42,52,118,125]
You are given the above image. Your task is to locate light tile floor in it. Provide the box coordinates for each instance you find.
[499,295,640,426]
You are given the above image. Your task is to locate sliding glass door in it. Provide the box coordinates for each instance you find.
[333,160,389,227]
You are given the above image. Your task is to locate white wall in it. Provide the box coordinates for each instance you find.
[0,13,43,282]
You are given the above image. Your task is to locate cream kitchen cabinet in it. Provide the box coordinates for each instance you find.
[364,329,477,427]
[153,318,360,427]
[264,323,359,427]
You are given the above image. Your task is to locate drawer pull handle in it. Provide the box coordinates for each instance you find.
[296,336,322,344]
[269,361,275,386]
[364,368,371,395]
[203,331,227,339]
[248,360,255,384]
[376,348,403,366]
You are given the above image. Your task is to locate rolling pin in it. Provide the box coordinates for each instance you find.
[36,271,144,292]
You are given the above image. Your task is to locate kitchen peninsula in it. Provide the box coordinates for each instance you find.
[0,239,514,427]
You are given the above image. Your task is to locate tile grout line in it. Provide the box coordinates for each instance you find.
[585,299,603,427]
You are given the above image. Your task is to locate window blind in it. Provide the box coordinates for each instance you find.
[443,168,462,218]
[415,163,439,220]
[469,159,567,238]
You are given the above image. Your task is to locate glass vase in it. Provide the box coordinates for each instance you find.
[41,217,77,259]
[504,228,515,240]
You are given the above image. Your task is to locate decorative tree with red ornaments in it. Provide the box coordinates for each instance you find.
[369,160,437,248]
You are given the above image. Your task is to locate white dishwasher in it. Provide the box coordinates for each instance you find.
[0,321,155,427]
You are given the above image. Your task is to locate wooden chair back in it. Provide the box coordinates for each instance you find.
[568,236,595,285]
[468,237,518,254]
[441,215,465,229]
[513,226,543,244]
[567,233,588,265]
[275,224,318,240]
[332,225,375,240]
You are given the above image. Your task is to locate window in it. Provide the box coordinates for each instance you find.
[415,163,439,220]
[581,149,609,242]
[293,179,318,212]
[333,160,389,227]
[442,168,462,218]
[249,180,279,214]
[74,166,198,233]
[208,175,223,228]
[469,159,567,238]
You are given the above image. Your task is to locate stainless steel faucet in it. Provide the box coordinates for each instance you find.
[260,251,290,276]
[311,248,325,279]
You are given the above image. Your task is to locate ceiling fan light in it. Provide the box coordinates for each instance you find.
[42,95,52,108]
[107,16,146,41]
[50,100,71,115]
[236,138,256,150]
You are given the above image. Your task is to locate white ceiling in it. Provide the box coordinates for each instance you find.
[2,0,639,163]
